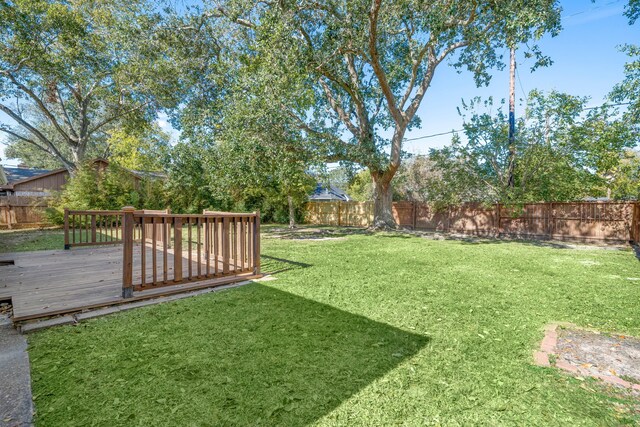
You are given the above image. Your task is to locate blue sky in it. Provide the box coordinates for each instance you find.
[401,0,638,154]
[0,0,637,166]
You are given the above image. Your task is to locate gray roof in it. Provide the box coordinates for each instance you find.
[310,183,351,202]
[3,167,55,184]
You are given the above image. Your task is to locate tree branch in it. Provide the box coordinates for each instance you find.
[368,0,403,126]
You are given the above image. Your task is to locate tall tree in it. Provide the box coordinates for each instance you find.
[211,0,562,227]
[0,0,182,172]
[427,91,637,204]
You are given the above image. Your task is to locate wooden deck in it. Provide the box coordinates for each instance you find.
[0,244,258,322]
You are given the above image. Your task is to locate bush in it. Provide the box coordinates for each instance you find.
[47,162,167,224]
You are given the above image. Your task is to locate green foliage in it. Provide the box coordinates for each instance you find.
[190,0,562,224]
[347,169,374,202]
[47,162,166,223]
[107,124,171,172]
[609,150,640,200]
[426,91,638,204]
[28,231,640,425]
[0,0,184,170]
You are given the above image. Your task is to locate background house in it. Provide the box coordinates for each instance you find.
[309,183,351,202]
[0,159,165,228]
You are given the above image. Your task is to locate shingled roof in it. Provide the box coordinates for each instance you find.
[3,166,55,184]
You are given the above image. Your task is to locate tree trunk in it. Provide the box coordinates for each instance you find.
[288,195,296,229]
[371,172,396,229]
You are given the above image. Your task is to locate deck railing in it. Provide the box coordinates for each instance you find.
[64,209,126,249]
[64,209,170,249]
[121,207,260,298]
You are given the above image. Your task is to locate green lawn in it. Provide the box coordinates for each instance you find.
[0,228,65,253]
[22,229,640,425]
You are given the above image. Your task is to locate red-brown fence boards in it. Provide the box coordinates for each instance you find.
[306,201,639,243]
[0,196,49,228]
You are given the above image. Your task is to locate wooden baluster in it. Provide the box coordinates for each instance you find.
[163,216,168,283]
[174,218,182,282]
[121,207,135,298]
[222,217,230,274]
[240,216,246,271]
[205,217,211,277]
[247,216,253,269]
[141,217,146,287]
[152,217,158,285]
[232,218,237,272]
[72,214,76,245]
[254,211,260,275]
[64,209,70,249]
[188,217,192,280]
[197,217,202,278]
[213,218,219,275]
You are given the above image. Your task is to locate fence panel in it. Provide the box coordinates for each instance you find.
[0,196,49,228]
[306,201,639,243]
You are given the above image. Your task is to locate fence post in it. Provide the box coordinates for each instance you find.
[412,202,417,230]
[496,203,501,235]
[64,208,70,250]
[121,206,135,298]
[337,202,342,227]
[253,210,261,275]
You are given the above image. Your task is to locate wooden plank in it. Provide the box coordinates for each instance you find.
[63,209,69,249]
[222,217,230,274]
[163,217,168,284]
[141,218,146,286]
[188,217,192,279]
[240,217,246,271]
[152,217,158,285]
[205,217,210,276]
[174,218,182,282]
[197,217,202,278]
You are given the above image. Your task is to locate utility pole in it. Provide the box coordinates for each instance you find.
[507,46,516,190]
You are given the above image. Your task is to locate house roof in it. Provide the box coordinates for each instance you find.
[310,183,351,202]
[0,166,68,191]
[4,166,56,184]
[0,159,166,191]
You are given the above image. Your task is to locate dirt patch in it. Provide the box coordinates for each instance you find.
[535,323,640,392]
[556,329,640,384]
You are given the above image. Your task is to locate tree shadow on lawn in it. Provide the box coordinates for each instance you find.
[29,284,429,426]
[261,254,313,274]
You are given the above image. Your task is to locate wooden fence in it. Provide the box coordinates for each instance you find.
[0,196,49,229]
[306,201,640,243]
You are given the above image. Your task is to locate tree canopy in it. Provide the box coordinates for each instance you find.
[207,0,562,226]
[0,0,184,171]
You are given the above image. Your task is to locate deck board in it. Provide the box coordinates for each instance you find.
[0,244,255,321]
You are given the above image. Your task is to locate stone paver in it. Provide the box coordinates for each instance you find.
[0,314,33,427]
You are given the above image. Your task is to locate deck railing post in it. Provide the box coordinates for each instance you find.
[253,210,261,275]
[222,217,230,274]
[121,206,135,298]
[64,208,70,250]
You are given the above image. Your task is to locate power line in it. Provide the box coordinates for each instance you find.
[561,0,623,20]
[402,102,632,143]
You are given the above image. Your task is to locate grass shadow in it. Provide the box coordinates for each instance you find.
[29,284,429,426]
[261,254,313,274]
